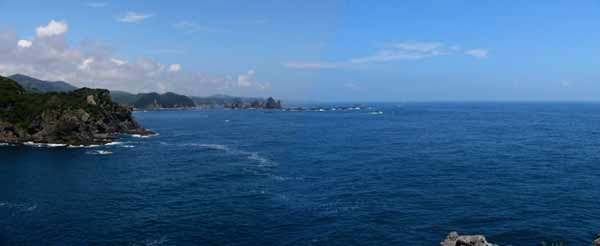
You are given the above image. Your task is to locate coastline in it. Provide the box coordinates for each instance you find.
[0,132,159,148]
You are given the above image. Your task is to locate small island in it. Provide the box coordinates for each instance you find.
[0,76,153,146]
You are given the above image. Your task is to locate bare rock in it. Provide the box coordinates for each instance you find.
[441,232,495,246]
[593,233,600,246]
[86,95,97,105]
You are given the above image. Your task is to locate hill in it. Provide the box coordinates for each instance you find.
[131,92,196,109]
[8,74,77,92]
[110,90,140,106]
[0,75,152,145]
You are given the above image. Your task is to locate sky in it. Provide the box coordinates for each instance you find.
[1,1,600,101]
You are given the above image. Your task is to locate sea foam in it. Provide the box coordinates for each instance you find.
[190,143,277,166]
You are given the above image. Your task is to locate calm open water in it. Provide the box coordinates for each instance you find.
[2,103,600,245]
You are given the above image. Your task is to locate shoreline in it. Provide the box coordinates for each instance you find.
[0,132,159,148]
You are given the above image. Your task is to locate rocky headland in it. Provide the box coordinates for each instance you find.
[0,75,153,146]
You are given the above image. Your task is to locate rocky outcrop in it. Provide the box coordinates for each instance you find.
[223,97,282,109]
[264,97,282,109]
[441,232,495,246]
[0,76,153,145]
[593,234,600,246]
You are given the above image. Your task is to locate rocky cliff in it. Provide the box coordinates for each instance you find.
[0,76,152,145]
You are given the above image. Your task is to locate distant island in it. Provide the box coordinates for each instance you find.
[0,75,153,146]
[7,74,283,110]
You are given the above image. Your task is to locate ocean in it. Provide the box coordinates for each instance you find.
[2,103,600,245]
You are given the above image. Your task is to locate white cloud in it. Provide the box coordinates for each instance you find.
[87,2,107,8]
[117,12,153,23]
[168,64,181,72]
[344,83,367,92]
[174,21,229,33]
[256,82,272,91]
[78,58,94,70]
[237,69,255,87]
[36,20,68,38]
[285,42,488,69]
[283,61,340,69]
[17,39,32,48]
[285,41,457,69]
[110,58,127,66]
[351,42,455,63]
[465,49,489,59]
[0,20,272,96]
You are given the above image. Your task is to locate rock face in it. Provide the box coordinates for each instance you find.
[0,76,152,145]
[441,232,495,246]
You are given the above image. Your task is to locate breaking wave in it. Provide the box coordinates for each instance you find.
[85,150,113,155]
[131,133,160,138]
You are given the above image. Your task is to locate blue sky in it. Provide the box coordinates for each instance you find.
[1,1,600,101]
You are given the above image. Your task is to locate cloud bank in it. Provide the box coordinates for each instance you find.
[0,20,270,96]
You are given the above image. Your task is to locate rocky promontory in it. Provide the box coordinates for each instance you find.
[0,76,153,146]
[440,232,495,246]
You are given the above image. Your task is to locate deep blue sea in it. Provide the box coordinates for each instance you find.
[2,103,600,245]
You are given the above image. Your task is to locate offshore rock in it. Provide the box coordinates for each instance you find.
[593,233,600,246]
[441,232,495,246]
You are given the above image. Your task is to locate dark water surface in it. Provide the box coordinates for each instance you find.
[2,103,600,245]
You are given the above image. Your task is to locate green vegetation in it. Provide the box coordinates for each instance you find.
[0,75,116,130]
[132,92,195,109]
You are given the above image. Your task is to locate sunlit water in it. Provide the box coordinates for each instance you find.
[2,103,600,245]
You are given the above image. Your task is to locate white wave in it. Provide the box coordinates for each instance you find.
[46,143,67,147]
[0,143,15,147]
[192,143,230,152]
[131,133,160,138]
[105,141,123,146]
[23,142,66,148]
[369,111,384,115]
[25,204,37,211]
[67,144,101,148]
[248,152,276,166]
[86,150,113,155]
[122,145,135,148]
[190,143,277,166]
[0,201,38,212]
[271,175,304,181]
[130,236,170,246]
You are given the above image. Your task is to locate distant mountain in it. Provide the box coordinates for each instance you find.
[132,92,196,109]
[110,90,140,106]
[6,73,281,110]
[8,74,77,92]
